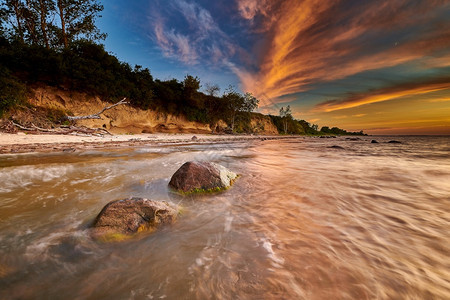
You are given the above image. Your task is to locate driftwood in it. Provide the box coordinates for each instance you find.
[8,98,127,136]
[66,98,128,120]
[12,121,112,137]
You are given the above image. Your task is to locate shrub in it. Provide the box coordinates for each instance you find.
[0,66,26,117]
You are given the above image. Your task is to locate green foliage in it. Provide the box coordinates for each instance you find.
[0,5,8,37]
[279,105,292,133]
[0,65,26,117]
[221,86,259,131]
[2,0,105,48]
[55,0,105,48]
[320,126,366,136]
[44,106,67,123]
[269,115,319,135]
[182,74,202,108]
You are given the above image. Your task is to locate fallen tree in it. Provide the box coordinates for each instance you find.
[8,98,128,136]
[12,121,112,136]
[65,98,128,120]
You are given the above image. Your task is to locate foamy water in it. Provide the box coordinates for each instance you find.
[0,136,449,299]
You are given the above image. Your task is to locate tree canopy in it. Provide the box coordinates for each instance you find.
[2,0,105,48]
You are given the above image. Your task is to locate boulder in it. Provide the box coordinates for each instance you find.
[371,140,378,143]
[91,197,178,241]
[191,135,198,141]
[169,161,238,194]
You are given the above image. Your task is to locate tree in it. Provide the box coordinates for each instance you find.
[56,0,105,48]
[4,0,25,42]
[204,83,220,97]
[222,87,259,131]
[279,105,292,134]
[242,92,259,112]
[182,74,201,108]
[0,5,8,36]
[30,0,54,48]
[23,0,40,44]
[311,124,319,132]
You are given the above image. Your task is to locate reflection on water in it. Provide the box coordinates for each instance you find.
[0,136,449,299]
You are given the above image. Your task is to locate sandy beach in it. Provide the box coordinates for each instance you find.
[0,132,286,154]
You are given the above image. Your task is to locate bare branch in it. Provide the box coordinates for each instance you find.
[66,98,128,120]
[12,121,35,131]
[12,122,109,137]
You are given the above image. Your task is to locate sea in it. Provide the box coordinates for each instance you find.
[0,136,449,299]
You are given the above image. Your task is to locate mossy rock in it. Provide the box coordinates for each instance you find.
[169,161,238,194]
[91,197,178,242]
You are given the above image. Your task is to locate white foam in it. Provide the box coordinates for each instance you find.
[261,238,285,266]
[0,164,74,192]
[224,215,233,233]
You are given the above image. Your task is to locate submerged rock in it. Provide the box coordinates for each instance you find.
[328,145,344,149]
[169,161,238,194]
[388,140,402,144]
[91,197,178,241]
[371,140,378,143]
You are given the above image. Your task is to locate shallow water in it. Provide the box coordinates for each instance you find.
[0,136,449,299]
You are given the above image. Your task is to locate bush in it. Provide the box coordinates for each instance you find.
[0,66,26,117]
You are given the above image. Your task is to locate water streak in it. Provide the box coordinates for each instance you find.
[0,136,449,299]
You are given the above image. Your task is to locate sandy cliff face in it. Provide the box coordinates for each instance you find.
[30,87,210,134]
[28,86,278,135]
[249,113,278,135]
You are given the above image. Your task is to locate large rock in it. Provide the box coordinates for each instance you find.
[91,197,178,241]
[169,161,238,193]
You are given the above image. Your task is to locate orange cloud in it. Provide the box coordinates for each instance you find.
[314,78,450,112]
[235,0,450,102]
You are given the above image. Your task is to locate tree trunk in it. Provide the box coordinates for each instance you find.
[24,1,38,45]
[57,0,68,48]
[39,0,49,49]
[12,1,24,43]
[230,112,236,132]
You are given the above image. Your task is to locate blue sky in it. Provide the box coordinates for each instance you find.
[97,0,450,134]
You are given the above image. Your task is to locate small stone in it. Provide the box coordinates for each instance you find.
[191,136,198,141]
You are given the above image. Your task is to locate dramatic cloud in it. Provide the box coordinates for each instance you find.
[151,0,236,65]
[235,0,450,104]
[154,20,198,63]
[314,77,450,112]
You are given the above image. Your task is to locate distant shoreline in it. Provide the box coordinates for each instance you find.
[0,133,297,155]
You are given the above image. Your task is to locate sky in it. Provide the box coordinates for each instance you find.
[97,0,450,135]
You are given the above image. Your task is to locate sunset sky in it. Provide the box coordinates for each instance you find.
[98,0,450,135]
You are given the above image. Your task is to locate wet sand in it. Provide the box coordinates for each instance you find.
[0,132,286,154]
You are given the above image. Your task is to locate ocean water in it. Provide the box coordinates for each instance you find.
[0,136,449,299]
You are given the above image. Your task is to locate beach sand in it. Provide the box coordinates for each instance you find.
[0,132,285,154]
